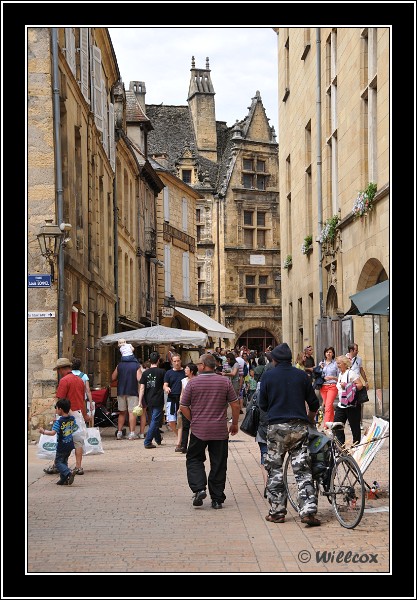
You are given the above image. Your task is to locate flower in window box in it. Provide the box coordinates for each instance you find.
[283,254,292,269]
[319,215,340,245]
[301,235,313,255]
[352,182,377,218]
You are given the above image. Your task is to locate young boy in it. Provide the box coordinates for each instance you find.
[39,399,76,486]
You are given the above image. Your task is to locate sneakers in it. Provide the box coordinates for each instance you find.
[116,431,123,440]
[66,470,76,486]
[301,514,321,527]
[128,432,139,440]
[211,500,223,509]
[138,433,145,439]
[192,490,207,507]
[144,443,156,449]
[265,514,285,523]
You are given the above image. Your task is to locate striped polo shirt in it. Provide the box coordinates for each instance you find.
[180,372,238,440]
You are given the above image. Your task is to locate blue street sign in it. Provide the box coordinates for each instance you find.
[28,274,51,288]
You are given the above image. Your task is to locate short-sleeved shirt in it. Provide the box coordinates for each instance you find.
[52,414,75,453]
[140,367,165,409]
[346,354,362,378]
[164,368,186,396]
[56,373,86,416]
[180,372,238,440]
[72,369,89,400]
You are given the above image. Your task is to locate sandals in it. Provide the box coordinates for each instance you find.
[265,514,285,523]
[43,465,58,475]
[73,467,84,475]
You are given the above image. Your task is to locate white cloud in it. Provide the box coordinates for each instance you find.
[108,27,278,129]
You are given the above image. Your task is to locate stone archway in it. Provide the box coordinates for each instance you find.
[325,285,338,316]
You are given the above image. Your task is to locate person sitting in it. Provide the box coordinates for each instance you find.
[118,339,137,362]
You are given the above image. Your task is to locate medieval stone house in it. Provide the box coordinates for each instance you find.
[144,57,281,353]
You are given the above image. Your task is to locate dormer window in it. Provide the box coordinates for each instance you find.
[182,169,192,184]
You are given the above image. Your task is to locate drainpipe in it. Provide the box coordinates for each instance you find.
[216,194,221,346]
[51,28,65,357]
[113,173,119,332]
[315,28,324,320]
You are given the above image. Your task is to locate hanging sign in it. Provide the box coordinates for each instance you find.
[161,307,174,317]
[28,274,51,287]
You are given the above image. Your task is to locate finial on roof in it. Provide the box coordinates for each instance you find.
[191,56,195,68]
[206,57,210,69]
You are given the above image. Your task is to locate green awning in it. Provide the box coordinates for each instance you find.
[344,280,389,316]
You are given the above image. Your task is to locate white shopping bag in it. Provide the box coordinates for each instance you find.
[72,412,88,443]
[83,427,104,455]
[37,433,57,459]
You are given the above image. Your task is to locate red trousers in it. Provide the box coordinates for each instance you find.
[320,384,338,426]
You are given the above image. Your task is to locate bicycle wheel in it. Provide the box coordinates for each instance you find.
[283,453,300,511]
[330,455,365,529]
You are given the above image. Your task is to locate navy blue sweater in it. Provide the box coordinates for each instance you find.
[258,362,319,424]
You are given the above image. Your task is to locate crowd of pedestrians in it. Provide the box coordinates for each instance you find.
[43,339,368,530]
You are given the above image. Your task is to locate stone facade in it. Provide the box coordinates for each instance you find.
[27,28,163,435]
[146,58,281,354]
[276,27,389,415]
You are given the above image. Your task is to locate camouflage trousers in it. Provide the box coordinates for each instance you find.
[264,420,317,518]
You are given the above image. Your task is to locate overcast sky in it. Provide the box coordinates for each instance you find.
[108,27,278,131]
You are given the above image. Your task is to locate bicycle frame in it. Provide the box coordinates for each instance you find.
[283,429,365,529]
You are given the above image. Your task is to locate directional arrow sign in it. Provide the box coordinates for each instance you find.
[28,311,56,318]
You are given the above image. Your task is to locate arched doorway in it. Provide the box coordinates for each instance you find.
[237,329,277,355]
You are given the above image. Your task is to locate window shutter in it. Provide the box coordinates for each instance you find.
[182,197,188,232]
[164,245,171,296]
[183,252,190,301]
[79,28,90,103]
[65,28,76,76]
[92,45,103,132]
[102,79,109,155]
[163,186,170,222]
[108,103,115,171]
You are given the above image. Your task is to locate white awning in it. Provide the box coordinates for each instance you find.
[174,307,235,339]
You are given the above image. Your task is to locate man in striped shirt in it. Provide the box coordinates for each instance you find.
[180,354,240,509]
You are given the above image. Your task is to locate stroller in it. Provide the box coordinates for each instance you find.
[92,387,127,438]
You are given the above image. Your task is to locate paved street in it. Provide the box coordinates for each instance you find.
[27,416,390,574]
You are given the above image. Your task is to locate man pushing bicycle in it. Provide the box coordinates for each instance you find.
[258,343,321,527]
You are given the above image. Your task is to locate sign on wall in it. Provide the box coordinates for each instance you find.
[28,274,51,287]
[28,311,56,318]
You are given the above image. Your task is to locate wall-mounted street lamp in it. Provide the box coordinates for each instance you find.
[36,220,72,282]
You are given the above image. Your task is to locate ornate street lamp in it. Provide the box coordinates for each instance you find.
[36,220,71,282]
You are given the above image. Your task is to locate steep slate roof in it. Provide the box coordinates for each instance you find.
[145,92,274,192]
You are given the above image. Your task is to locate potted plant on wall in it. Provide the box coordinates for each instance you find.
[352,182,377,218]
[301,235,313,256]
[319,214,340,247]
[283,254,292,269]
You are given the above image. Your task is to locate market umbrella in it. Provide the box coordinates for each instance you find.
[344,280,389,316]
[96,324,208,348]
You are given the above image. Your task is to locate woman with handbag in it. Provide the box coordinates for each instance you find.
[333,355,363,446]
[318,347,339,430]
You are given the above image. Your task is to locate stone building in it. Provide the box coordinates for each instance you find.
[145,57,281,353]
[27,28,162,433]
[275,27,389,416]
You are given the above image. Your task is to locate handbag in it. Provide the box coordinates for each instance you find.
[240,400,260,437]
[340,371,357,406]
[355,386,369,404]
[83,427,104,455]
[37,433,57,459]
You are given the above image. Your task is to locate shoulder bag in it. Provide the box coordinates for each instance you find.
[340,370,357,406]
[355,386,369,404]
[240,398,260,437]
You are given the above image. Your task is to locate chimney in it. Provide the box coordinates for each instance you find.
[129,81,147,113]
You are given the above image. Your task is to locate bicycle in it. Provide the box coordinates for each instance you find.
[283,422,365,529]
